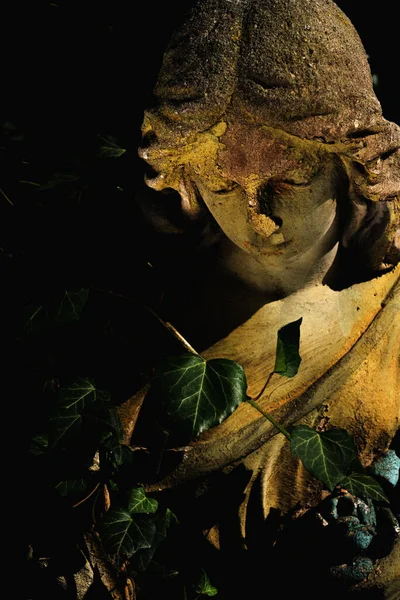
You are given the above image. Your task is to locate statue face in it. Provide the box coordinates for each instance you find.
[140,115,341,290]
[193,126,340,265]
[195,167,338,259]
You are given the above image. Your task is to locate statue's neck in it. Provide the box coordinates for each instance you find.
[166,231,339,350]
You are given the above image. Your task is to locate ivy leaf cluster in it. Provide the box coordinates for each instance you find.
[20,261,394,599]
[150,317,390,505]
[290,425,388,501]
[102,487,175,564]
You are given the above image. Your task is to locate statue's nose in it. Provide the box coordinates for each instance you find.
[247,207,281,238]
[246,182,283,238]
[257,182,283,225]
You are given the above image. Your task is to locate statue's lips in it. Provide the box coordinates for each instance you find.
[242,234,290,257]
[261,231,287,248]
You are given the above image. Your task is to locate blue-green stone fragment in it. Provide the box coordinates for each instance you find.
[370,450,400,487]
[330,557,374,584]
[352,528,374,550]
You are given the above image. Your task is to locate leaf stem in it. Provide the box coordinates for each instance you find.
[93,287,199,356]
[0,187,14,206]
[253,370,274,402]
[163,321,199,356]
[246,397,291,440]
[19,180,41,187]
[72,482,101,508]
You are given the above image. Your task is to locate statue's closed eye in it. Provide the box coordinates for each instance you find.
[282,179,315,188]
[140,130,158,149]
[211,182,240,195]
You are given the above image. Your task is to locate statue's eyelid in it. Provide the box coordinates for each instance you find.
[282,179,312,188]
[282,164,324,188]
[213,183,240,195]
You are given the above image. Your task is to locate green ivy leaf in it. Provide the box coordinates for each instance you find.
[97,135,126,158]
[153,354,247,440]
[38,173,80,190]
[115,444,135,466]
[194,569,218,596]
[49,410,83,447]
[131,560,179,579]
[55,288,89,323]
[59,377,106,408]
[102,487,159,557]
[1,120,24,140]
[102,512,156,558]
[55,478,87,497]
[128,487,158,514]
[108,479,119,492]
[49,378,111,447]
[290,426,358,491]
[20,288,89,337]
[340,473,389,503]
[29,433,49,456]
[21,302,47,335]
[130,509,178,572]
[274,318,303,377]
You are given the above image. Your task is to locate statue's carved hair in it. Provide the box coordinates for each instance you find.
[335,122,400,271]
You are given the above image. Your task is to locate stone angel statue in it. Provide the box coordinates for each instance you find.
[121,0,400,596]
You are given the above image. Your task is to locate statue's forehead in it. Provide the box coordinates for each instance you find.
[218,122,322,183]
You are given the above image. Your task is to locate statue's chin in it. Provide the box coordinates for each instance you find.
[218,234,340,297]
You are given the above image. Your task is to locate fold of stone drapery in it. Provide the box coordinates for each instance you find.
[123,267,399,493]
